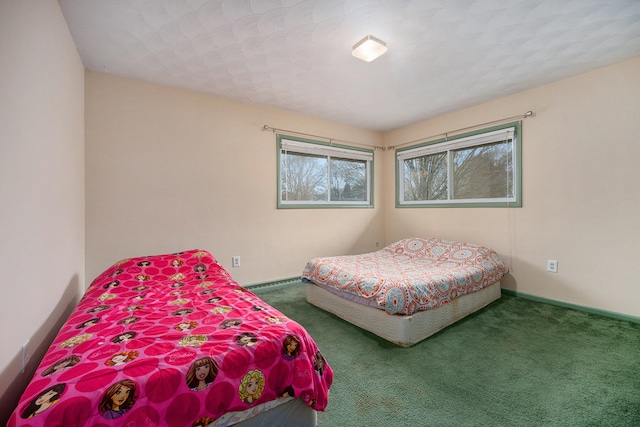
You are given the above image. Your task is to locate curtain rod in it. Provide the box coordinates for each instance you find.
[264,110,534,151]
[390,110,535,150]
[262,125,388,150]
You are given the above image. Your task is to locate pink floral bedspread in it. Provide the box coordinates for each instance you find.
[9,250,332,427]
[302,237,509,315]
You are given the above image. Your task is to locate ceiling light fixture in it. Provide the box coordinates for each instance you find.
[351,35,387,62]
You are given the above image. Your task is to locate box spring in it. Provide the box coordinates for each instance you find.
[307,281,501,347]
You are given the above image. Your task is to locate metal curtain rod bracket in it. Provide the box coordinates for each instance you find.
[262,125,386,150]
[391,110,535,150]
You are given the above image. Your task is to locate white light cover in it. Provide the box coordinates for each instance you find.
[352,35,387,62]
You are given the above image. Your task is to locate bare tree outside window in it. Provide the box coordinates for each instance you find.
[453,141,513,199]
[402,152,447,201]
[280,152,327,201]
[330,157,366,201]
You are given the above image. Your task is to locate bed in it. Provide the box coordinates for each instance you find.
[9,249,332,427]
[302,237,509,347]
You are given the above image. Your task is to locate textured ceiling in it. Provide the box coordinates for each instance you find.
[58,0,640,131]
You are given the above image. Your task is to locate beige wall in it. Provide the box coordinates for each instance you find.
[86,57,640,318]
[85,72,384,285]
[85,56,640,320]
[0,0,85,423]
[383,56,640,318]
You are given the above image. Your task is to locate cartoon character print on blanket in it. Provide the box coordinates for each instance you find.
[9,249,332,427]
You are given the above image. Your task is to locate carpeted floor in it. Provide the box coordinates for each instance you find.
[253,282,640,427]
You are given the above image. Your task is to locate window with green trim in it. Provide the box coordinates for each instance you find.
[278,135,373,208]
[396,122,521,207]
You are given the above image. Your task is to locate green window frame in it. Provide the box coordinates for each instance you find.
[396,122,522,208]
[277,135,374,209]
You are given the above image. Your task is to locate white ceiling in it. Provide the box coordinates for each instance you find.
[58,0,640,132]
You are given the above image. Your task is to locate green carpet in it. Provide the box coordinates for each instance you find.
[253,282,640,426]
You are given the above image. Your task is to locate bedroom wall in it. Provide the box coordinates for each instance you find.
[0,0,85,423]
[85,72,384,285]
[382,56,640,318]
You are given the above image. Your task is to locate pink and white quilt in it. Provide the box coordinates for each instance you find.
[302,237,509,315]
[9,249,332,427]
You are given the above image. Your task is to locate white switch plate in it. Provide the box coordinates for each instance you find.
[547,260,558,273]
[232,256,241,268]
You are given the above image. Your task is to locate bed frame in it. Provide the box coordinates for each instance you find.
[307,281,501,347]
[223,398,317,426]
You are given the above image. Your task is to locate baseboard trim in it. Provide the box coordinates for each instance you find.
[245,277,301,292]
[245,279,640,325]
[501,289,640,324]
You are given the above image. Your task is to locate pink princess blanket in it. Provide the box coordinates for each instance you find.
[9,249,332,427]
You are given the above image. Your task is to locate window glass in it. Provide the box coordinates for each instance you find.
[278,136,373,208]
[396,122,521,207]
[402,152,447,201]
[330,157,367,202]
[280,152,327,201]
[452,141,513,199]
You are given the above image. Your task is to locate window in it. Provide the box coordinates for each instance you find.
[396,122,521,207]
[278,135,374,208]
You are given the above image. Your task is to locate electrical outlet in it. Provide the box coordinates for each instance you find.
[232,256,241,268]
[22,339,30,373]
[547,260,558,273]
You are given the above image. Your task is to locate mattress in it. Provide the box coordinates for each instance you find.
[302,237,509,315]
[302,237,509,346]
[9,249,332,426]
